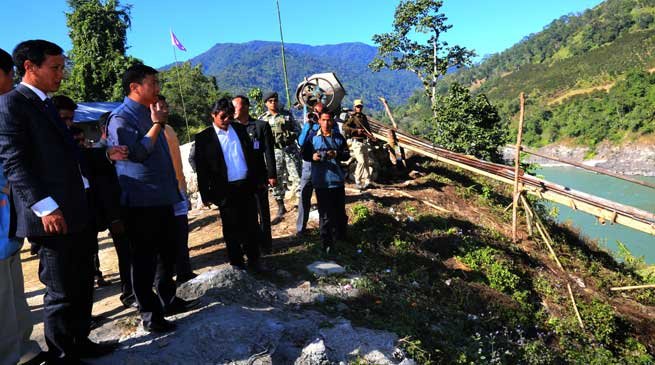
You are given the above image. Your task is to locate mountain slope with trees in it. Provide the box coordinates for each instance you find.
[163,41,422,110]
[395,0,655,149]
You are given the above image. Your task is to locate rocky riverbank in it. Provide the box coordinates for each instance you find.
[503,141,655,176]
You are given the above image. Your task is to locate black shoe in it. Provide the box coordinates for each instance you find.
[143,318,176,333]
[164,297,201,316]
[76,338,118,358]
[21,351,47,365]
[248,260,271,274]
[120,296,137,309]
[230,262,247,271]
[95,275,111,288]
[89,314,108,330]
[271,200,286,225]
[176,272,198,285]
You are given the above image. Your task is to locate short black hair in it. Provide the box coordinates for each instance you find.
[0,48,13,74]
[211,97,235,117]
[121,63,158,96]
[157,94,166,101]
[233,95,250,106]
[319,110,333,119]
[52,95,77,111]
[12,40,63,77]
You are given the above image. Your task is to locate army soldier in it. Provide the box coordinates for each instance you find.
[259,92,300,224]
[343,99,376,189]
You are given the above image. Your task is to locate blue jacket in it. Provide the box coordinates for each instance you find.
[107,97,181,207]
[301,129,350,189]
[0,162,21,259]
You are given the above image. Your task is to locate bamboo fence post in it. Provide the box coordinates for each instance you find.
[522,198,584,329]
[610,284,655,291]
[520,194,534,237]
[512,93,526,242]
[567,283,585,329]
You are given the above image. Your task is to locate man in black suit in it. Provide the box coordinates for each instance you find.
[232,95,277,254]
[195,98,265,271]
[0,40,115,364]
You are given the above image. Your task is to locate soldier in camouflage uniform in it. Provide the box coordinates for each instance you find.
[343,99,375,189]
[259,92,301,224]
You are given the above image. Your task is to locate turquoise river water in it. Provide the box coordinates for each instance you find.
[536,167,655,264]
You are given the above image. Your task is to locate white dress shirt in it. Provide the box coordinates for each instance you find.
[213,123,248,182]
[20,82,89,218]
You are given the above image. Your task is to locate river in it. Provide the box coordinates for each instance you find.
[536,166,655,264]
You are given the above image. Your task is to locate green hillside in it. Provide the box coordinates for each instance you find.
[165,41,422,111]
[403,0,655,148]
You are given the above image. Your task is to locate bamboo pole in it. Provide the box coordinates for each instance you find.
[520,194,534,237]
[522,197,584,329]
[512,93,526,242]
[610,284,655,291]
[369,127,655,236]
[567,283,585,329]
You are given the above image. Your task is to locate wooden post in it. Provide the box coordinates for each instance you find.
[610,284,655,291]
[379,97,407,168]
[512,93,526,242]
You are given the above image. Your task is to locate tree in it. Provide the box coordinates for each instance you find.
[61,0,137,101]
[248,87,264,117]
[159,62,228,143]
[426,83,507,162]
[369,0,474,114]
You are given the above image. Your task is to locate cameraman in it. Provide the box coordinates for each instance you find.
[301,111,349,254]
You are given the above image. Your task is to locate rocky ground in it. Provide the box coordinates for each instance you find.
[503,140,655,176]
[21,189,415,365]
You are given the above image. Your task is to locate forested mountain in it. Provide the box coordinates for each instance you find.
[398,0,655,148]
[164,41,422,110]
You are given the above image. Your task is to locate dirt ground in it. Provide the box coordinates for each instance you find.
[20,175,655,353]
[21,192,319,349]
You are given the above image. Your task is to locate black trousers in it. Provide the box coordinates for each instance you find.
[254,187,272,253]
[218,182,261,266]
[109,227,133,304]
[315,186,347,247]
[32,226,95,362]
[122,205,177,323]
[173,214,193,277]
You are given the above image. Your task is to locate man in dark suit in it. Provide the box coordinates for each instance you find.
[0,40,115,364]
[232,95,277,254]
[195,98,265,271]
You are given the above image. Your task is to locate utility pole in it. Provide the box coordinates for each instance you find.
[275,0,292,108]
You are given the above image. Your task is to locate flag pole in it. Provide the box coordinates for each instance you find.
[275,0,292,109]
[170,30,192,143]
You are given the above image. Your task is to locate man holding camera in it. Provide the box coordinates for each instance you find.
[301,111,349,254]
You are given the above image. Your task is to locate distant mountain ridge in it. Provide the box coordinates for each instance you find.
[426,0,655,147]
[165,41,422,110]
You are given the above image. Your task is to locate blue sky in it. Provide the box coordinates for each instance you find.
[2,0,604,68]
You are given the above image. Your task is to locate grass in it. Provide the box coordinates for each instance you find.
[263,160,655,364]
